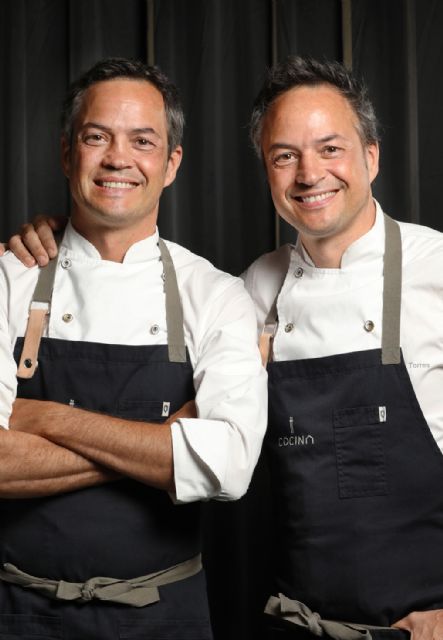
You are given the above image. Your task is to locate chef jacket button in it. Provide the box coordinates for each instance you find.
[294,267,304,278]
[150,324,160,335]
[62,313,74,323]
[61,258,72,269]
[364,320,375,332]
[284,322,294,333]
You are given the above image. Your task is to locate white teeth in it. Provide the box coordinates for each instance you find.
[100,181,135,189]
[300,191,335,203]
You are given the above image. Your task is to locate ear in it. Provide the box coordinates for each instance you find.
[61,136,72,178]
[163,146,183,188]
[366,142,379,183]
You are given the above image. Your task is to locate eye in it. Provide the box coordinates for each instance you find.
[134,137,154,149]
[83,133,106,146]
[273,151,297,167]
[322,145,341,157]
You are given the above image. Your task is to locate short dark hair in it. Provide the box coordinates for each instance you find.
[61,57,184,155]
[250,56,380,157]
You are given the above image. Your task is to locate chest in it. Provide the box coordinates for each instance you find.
[10,258,168,346]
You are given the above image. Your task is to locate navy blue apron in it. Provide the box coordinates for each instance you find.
[264,217,443,638]
[0,239,213,639]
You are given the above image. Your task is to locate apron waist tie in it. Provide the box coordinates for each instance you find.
[0,553,202,608]
[265,594,404,640]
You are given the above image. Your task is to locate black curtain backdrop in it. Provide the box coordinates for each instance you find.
[1,1,443,638]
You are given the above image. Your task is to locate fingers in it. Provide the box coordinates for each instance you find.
[393,610,443,640]
[0,243,8,257]
[9,226,48,267]
[9,217,62,267]
[31,216,62,260]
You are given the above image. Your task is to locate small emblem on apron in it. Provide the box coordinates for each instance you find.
[162,402,171,417]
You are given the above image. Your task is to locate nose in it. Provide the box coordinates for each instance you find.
[102,138,134,170]
[295,152,324,187]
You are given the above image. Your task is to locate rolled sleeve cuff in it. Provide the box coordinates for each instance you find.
[171,417,261,503]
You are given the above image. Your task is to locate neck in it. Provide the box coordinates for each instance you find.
[71,208,157,262]
[301,201,377,268]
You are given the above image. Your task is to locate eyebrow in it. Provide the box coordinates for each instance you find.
[267,133,348,152]
[80,122,161,137]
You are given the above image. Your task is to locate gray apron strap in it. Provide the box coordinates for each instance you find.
[381,215,402,365]
[17,236,187,378]
[259,299,280,366]
[0,553,202,608]
[158,238,187,363]
[265,594,397,640]
[260,215,403,368]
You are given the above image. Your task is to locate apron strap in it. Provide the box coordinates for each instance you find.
[16,246,59,379]
[381,215,402,365]
[260,214,403,368]
[265,594,402,640]
[17,235,187,378]
[0,553,202,608]
[158,238,187,363]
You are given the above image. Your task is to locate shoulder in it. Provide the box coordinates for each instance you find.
[242,244,293,334]
[162,239,250,303]
[396,220,443,267]
[242,244,292,299]
[0,251,37,287]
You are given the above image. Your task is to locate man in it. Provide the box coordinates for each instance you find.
[0,57,267,639]
[244,57,443,639]
[7,57,443,640]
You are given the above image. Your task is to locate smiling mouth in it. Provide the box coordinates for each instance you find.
[95,180,138,189]
[293,190,337,203]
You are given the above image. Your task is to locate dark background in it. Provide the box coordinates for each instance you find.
[1,1,442,638]
[2,0,442,275]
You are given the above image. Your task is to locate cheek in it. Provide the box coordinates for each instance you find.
[268,169,294,199]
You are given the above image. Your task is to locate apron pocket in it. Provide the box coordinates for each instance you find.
[0,614,62,638]
[333,405,388,499]
[119,618,212,639]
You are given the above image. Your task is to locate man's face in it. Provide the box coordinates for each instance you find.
[62,79,182,237]
[261,84,379,245]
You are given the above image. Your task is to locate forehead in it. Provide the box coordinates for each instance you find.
[74,78,167,132]
[263,84,359,143]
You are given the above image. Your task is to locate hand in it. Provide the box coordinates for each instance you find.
[167,400,197,424]
[393,609,443,640]
[7,215,67,267]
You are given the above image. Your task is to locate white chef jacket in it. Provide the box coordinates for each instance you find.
[0,222,267,503]
[243,201,443,450]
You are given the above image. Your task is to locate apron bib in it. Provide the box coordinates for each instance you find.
[264,217,443,636]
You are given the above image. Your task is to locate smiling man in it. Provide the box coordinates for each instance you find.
[244,57,443,639]
[0,58,267,639]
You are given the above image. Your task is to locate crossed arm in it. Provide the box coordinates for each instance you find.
[0,426,118,498]
[1,397,195,499]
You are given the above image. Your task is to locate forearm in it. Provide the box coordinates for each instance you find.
[11,400,174,492]
[0,429,117,498]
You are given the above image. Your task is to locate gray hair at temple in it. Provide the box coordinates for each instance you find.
[61,57,184,156]
[250,56,380,157]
